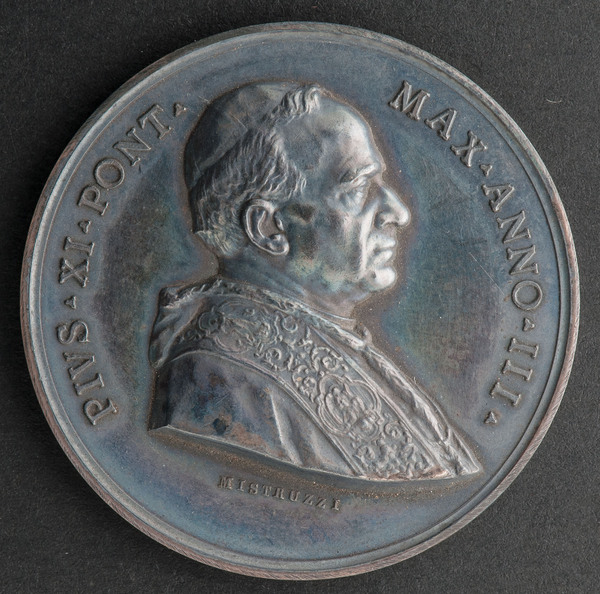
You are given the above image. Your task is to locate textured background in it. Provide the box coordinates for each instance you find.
[2,1,598,592]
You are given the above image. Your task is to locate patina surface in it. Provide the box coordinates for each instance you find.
[21,23,578,579]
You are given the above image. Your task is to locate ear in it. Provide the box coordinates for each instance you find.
[243,200,290,256]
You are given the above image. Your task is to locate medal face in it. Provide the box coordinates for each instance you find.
[21,23,578,579]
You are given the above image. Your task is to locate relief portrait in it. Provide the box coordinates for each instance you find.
[148,81,480,481]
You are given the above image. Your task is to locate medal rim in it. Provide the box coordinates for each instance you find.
[20,21,580,579]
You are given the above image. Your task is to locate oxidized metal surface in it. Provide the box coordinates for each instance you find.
[21,23,579,579]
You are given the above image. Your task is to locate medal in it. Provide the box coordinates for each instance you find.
[21,23,578,579]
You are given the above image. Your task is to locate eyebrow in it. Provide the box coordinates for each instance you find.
[339,162,380,184]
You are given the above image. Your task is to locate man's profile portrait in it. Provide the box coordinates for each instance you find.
[148,81,479,481]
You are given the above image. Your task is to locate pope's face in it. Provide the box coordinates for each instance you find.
[279,98,410,301]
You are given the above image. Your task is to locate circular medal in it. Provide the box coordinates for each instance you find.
[21,23,579,579]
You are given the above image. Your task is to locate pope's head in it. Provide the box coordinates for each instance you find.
[185,82,410,309]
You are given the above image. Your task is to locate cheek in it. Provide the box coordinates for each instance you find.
[290,223,319,260]
[326,211,362,243]
[299,211,348,250]
[287,203,316,223]
[324,211,345,239]
[321,213,362,268]
[288,209,365,273]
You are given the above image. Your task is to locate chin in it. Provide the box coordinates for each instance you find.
[363,267,397,292]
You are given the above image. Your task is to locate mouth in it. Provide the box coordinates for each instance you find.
[371,239,397,265]
[373,249,395,265]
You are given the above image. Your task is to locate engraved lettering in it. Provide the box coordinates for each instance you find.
[316,497,327,509]
[78,220,91,234]
[484,410,499,424]
[502,359,533,382]
[522,317,535,332]
[58,318,115,426]
[217,476,234,490]
[75,103,183,223]
[62,352,95,380]
[388,80,430,121]
[56,320,89,344]
[78,185,107,216]
[497,211,531,243]
[303,494,315,506]
[424,108,457,140]
[64,236,95,256]
[508,337,539,359]
[451,131,487,167]
[84,398,117,426]
[94,158,125,190]
[173,102,187,117]
[507,245,539,275]
[113,128,152,166]
[490,380,522,406]
[138,104,172,139]
[74,373,104,396]
[59,258,89,287]
[482,183,515,213]
[64,296,77,310]
[512,280,543,311]
[215,475,342,512]
[479,163,493,176]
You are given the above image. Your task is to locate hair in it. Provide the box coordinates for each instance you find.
[188,85,322,256]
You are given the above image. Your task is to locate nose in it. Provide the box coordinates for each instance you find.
[374,183,411,228]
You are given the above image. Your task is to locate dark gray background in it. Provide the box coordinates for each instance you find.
[1,1,597,592]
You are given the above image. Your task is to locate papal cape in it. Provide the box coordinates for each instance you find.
[148,278,480,481]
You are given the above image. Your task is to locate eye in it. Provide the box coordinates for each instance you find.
[341,179,369,208]
[354,179,369,198]
[337,175,374,212]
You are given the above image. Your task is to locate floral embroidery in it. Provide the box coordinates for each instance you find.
[170,281,441,479]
